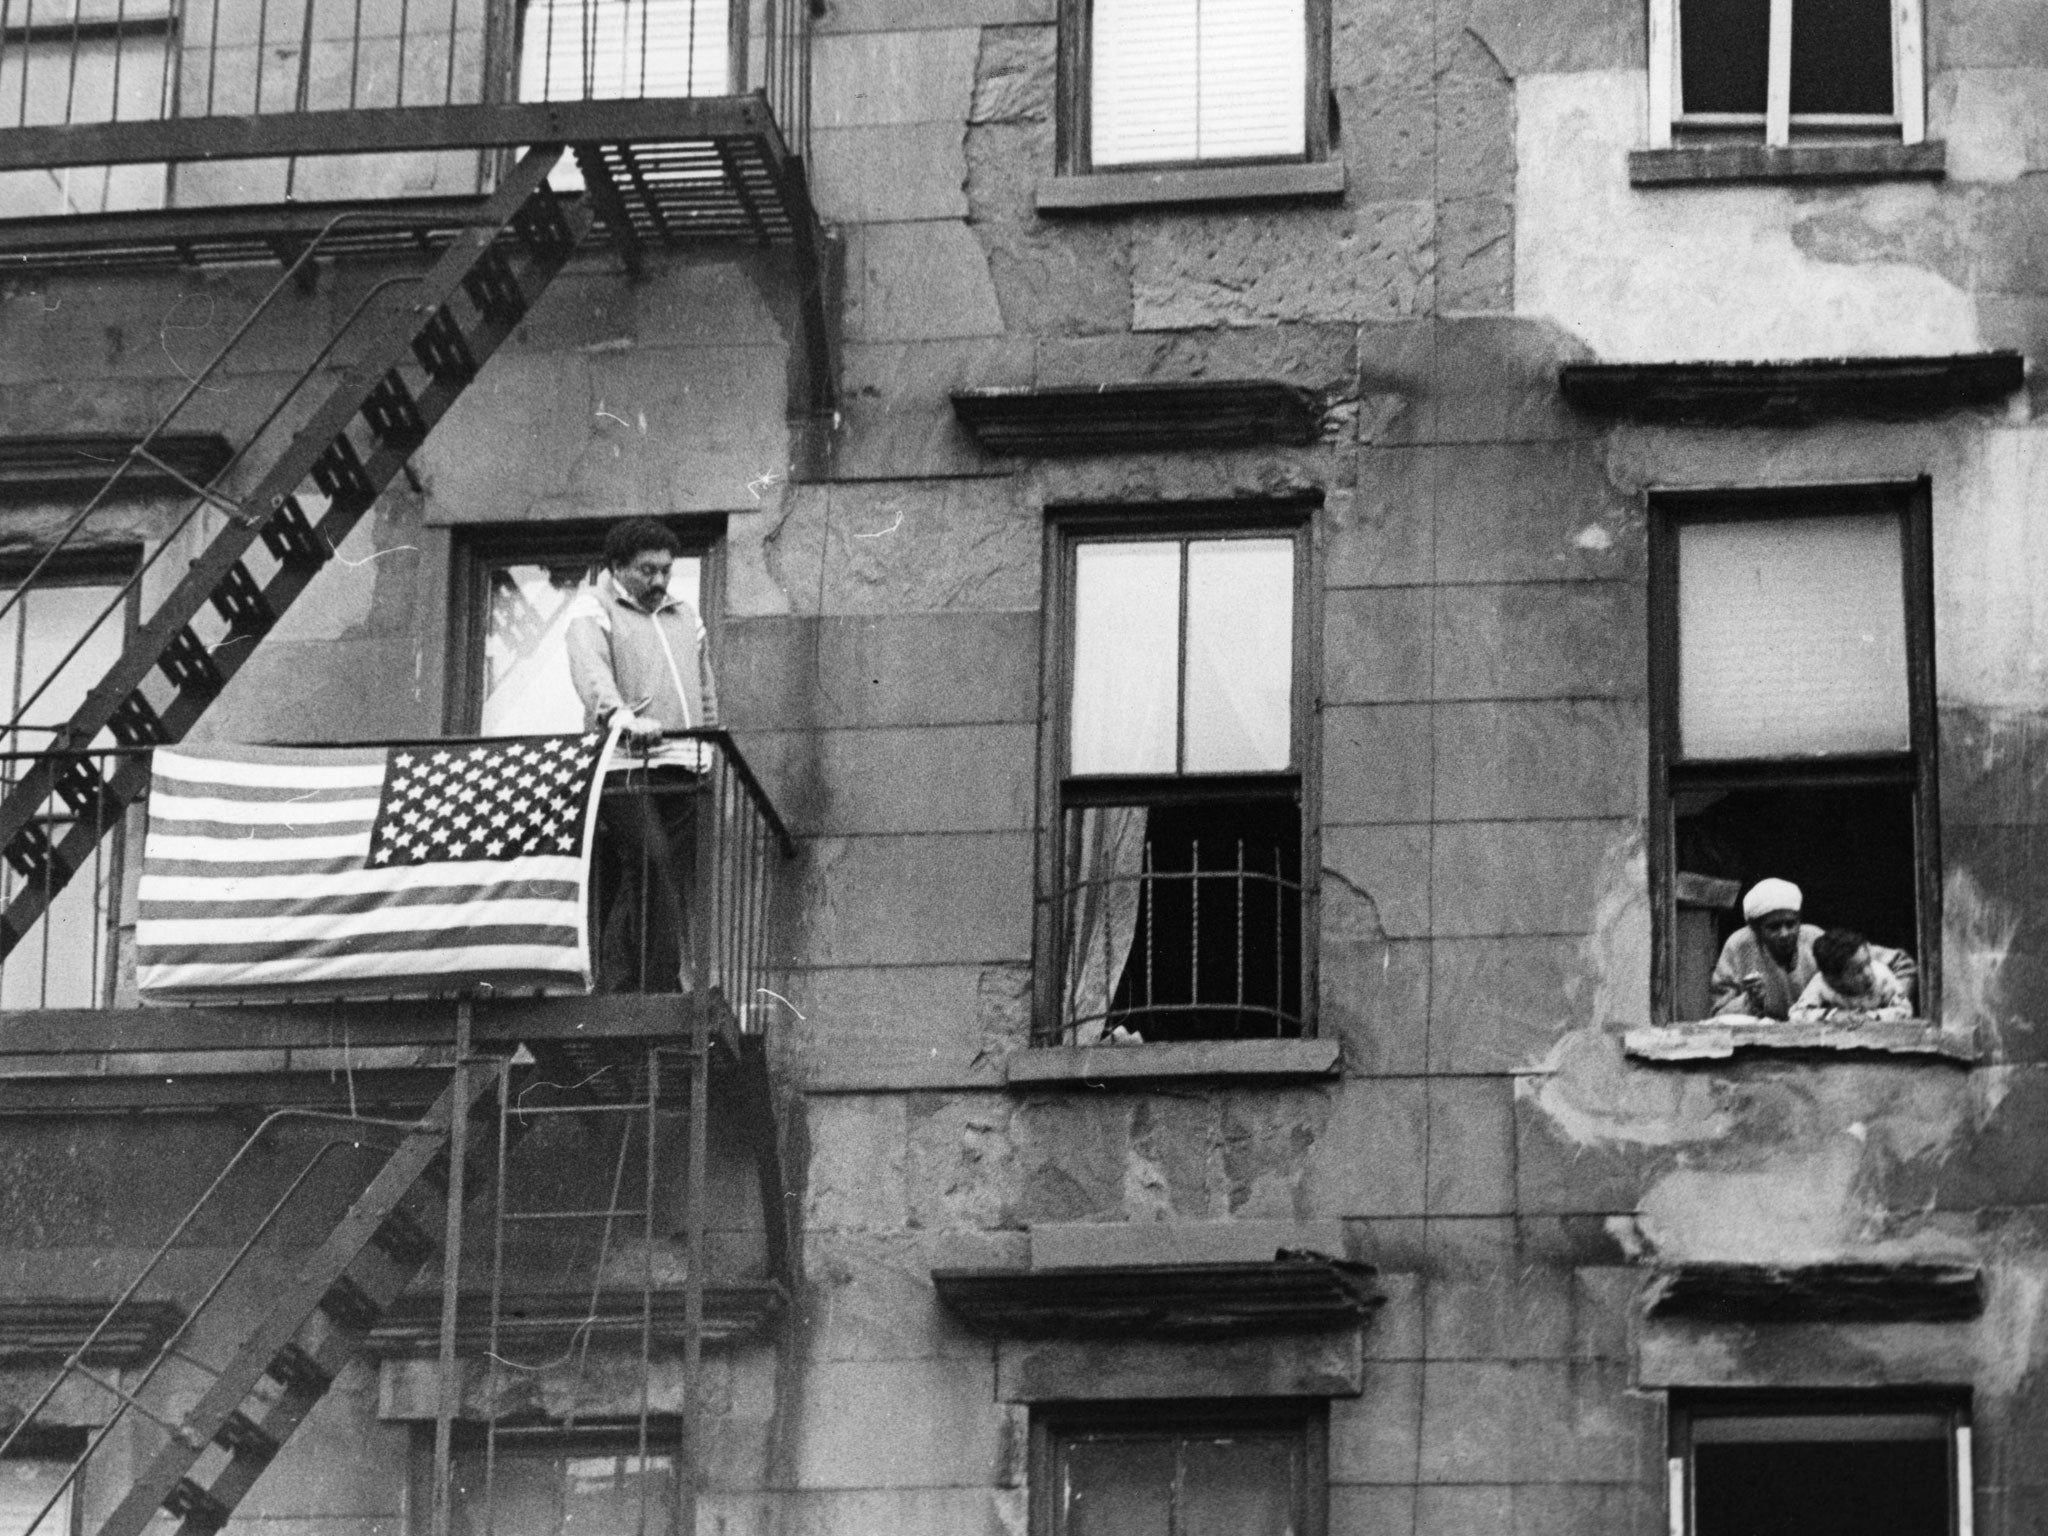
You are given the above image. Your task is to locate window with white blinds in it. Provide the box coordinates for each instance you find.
[1677,513,1910,761]
[1089,0,1307,166]
[518,0,728,102]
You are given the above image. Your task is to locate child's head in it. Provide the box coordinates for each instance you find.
[1812,928,1874,991]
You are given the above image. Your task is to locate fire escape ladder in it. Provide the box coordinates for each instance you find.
[0,142,595,968]
[0,1066,503,1536]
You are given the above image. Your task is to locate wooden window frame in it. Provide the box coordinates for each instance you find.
[2,1426,88,1536]
[1054,0,1334,176]
[1646,0,1925,149]
[1029,1398,1329,1536]
[1668,1391,1970,1536]
[1034,499,1321,1047]
[408,1419,683,1536]
[443,516,725,736]
[1646,481,1939,1025]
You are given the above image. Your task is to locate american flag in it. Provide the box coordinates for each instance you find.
[135,732,612,1003]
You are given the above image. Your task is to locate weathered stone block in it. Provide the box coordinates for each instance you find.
[832,337,1033,481]
[1323,703,1433,827]
[812,27,983,125]
[1131,202,1434,330]
[1323,934,1431,1079]
[1417,1359,1656,1483]
[1329,449,1434,587]
[1323,587,1433,705]
[1303,1077,1429,1218]
[1930,0,2048,68]
[813,123,970,223]
[795,832,1033,967]
[1026,1217,1348,1267]
[1428,937,1592,1074]
[1366,318,1597,448]
[1512,1075,1661,1218]
[1329,1358,1423,1480]
[1324,824,1432,941]
[811,724,1037,835]
[996,1330,1364,1401]
[1425,1077,1516,1216]
[906,1094,1021,1230]
[792,1357,1009,1488]
[802,1231,1007,1364]
[1010,1095,1135,1223]
[1636,1315,1982,1389]
[1429,821,1634,937]
[715,615,819,732]
[1329,1486,1420,1536]
[804,1094,911,1233]
[1429,442,1640,583]
[817,480,1040,616]
[811,611,1043,728]
[777,963,1020,1090]
[1418,1218,1576,1361]
[845,222,1005,343]
[1034,323,1358,390]
[1433,582,1644,701]
[1431,700,1646,821]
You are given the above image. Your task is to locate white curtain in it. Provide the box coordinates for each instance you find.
[1091,0,1307,166]
[1063,806,1149,1042]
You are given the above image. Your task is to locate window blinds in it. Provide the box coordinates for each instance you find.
[1677,513,1910,761]
[519,0,728,101]
[1090,0,1306,166]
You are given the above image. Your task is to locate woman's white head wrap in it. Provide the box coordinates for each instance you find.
[1742,878,1803,921]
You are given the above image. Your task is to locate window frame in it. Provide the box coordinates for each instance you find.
[1054,0,1334,177]
[1,1426,87,1536]
[1646,481,1939,1025]
[1668,1391,1971,1536]
[1646,0,1925,149]
[443,516,725,737]
[1034,500,1321,1047]
[1028,1398,1329,1536]
[409,1419,683,1536]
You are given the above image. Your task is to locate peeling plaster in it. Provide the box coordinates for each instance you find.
[1944,865,2022,1063]
[1514,72,1980,360]
[1518,1028,1736,1149]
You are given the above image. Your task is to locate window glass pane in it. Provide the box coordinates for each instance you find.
[519,0,729,100]
[1694,1437,1950,1536]
[1059,1438,1173,1536]
[1677,514,1909,760]
[1184,537,1292,772]
[1180,1434,1299,1536]
[0,1459,72,1536]
[450,1446,675,1536]
[1070,541,1179,775]
[1679,0,1770,114]
[0,35,170,214]
[1789,0,1893,115]
[480,556,701,736]
[1091,0,1302,165]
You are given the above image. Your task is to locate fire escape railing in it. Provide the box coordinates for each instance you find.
[0,729,792,1016]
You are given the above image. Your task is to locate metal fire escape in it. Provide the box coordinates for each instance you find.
[0,3,816,1527]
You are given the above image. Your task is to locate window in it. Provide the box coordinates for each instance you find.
[422,1424,677,1536]
[1059,0,1330,173]
[1043,511,1310,1045]
[1032,1401,1325,1536]
[1647,0,1925,148]
[0,547,140,1010]
[446,520,716,735]
[0,8,173,215]
[1672,1395,1969,1536]
[1649,485,1937,1023]
[2,1430,83,1536]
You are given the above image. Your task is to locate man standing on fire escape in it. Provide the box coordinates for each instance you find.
[567,517,720,993]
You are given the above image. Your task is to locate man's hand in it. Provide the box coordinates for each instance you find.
[1741,971,1771,1013]
[611,710,666,748]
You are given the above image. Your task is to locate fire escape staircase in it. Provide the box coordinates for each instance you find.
[0,142,588,967]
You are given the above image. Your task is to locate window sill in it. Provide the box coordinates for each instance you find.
[1624,1018,1973,1064]
[1035,160,1346,215]
[1629,140,1946,187]
[1007,1037,1339,1087]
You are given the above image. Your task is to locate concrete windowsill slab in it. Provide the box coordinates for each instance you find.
[1035,160,1346,214]
[1625,1018,1975,1064]
[1629,140,1946,187]
[1006,1037,1340,1087]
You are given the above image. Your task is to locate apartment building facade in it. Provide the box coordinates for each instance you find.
[0,0,2043,1531]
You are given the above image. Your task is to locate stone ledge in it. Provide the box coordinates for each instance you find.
[367,1287,783,1358]
[1644,1262,1984,1323]
[1006,1037,1340,1087]
[1559,351,2024,426]
[0,1299,184,1366]
[1625,1019,1975,1064]
[1035,159,1346,214]
[951,379,1325,454]
[1629,140,1946,186]
[933,1256,1382,1337]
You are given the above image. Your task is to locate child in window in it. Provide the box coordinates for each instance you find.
[1791,928,1914,1023]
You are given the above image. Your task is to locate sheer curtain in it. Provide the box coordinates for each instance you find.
[1063,805,1148,1042]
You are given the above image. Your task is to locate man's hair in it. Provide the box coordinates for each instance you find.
[1812,928,1867,981]
[603,517,681,570]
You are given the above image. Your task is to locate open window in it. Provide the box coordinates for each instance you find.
[1647,0,1925,148]
[1,1428,84,1536]
[1650,484,1937,1023]
[446,519,719,736]
[1672,1395,1969,1536]
[1058,0,1331,173]
[1042,509,1311,1046]
[1031,1400,1326,1536]
[420,1422,678,1536]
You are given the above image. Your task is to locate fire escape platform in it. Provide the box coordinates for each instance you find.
[0,96,817,272]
